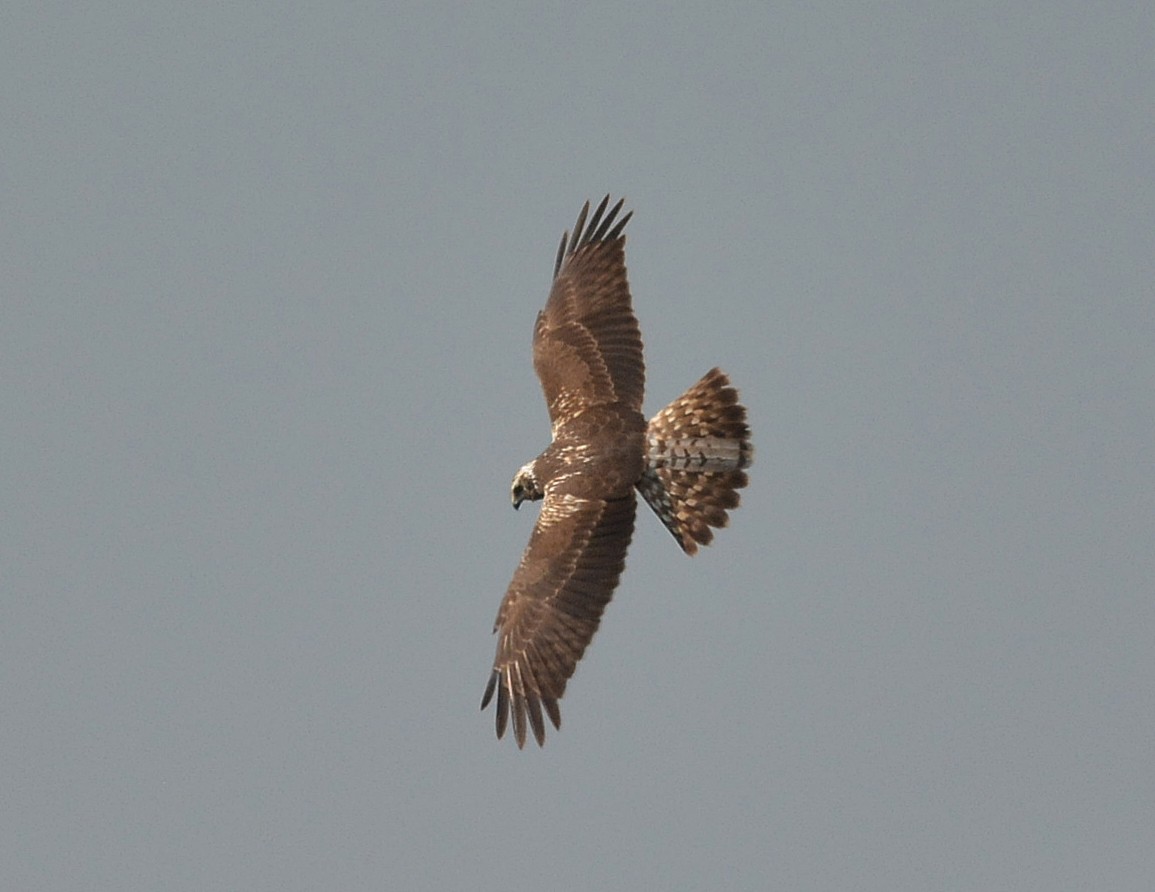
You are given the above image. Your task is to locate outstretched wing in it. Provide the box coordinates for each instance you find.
[481,491,637,747]
[533,196,645,431]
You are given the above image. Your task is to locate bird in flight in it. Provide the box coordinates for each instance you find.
[481,196,753,747]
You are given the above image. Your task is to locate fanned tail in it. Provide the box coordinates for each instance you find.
[637,368,753,555]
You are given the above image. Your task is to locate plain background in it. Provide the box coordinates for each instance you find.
[4,3,1153,890]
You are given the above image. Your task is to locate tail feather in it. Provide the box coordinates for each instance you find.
[638,368,753,555]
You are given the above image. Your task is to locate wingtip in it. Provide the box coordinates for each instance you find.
[554,196,633,277]
[482,668,562,747]
[480,670,497,710]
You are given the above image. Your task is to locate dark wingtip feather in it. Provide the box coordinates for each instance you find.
[481,670,497,710]
[495,677,510,741]
[526,696,546,747]
[512,695,527,749]
[543,698,562,731]
[582,195,611,248]
[567,201,591,260]
[553,232,569,278]
[605,204,632,242]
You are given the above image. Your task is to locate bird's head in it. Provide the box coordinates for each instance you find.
[510,463,543,509]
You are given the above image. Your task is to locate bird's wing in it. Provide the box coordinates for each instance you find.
[481,490,637,747]
[533,196,645,431]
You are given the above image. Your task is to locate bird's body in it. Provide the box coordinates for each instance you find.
[482,197,753,747]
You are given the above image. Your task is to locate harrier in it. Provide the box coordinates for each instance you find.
[481,197,753,747]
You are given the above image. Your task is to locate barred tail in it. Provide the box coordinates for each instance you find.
[637,368,753,555]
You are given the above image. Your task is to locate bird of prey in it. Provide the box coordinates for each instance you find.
[481,196,753,747]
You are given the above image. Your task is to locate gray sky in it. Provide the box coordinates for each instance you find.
[5,3,1153,890]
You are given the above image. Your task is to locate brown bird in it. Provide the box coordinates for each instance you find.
[481,197,754,747]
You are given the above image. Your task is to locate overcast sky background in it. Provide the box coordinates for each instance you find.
[4,3,1153,890]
